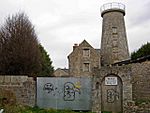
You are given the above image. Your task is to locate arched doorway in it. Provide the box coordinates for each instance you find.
[101,74,123,112]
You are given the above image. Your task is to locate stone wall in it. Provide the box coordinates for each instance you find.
[91,65,132,113]
[124,100,150,113]
[0,60,150,112]
[0,75,35,106]
[91,61,150,113]
[131,61,150,101]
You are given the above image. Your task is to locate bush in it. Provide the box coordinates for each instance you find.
[131,42,150,60]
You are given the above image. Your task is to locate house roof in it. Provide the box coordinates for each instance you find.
[67,40,95,58]
[61,68,69,73]
[54,68,69,77]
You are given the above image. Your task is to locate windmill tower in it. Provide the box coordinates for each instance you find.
[100,3,129,66]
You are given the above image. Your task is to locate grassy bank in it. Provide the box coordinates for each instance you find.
[0,105,94,113]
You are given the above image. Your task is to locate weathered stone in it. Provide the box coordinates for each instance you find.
[0,75,35,107]
[92,65,132,112]
[101,3,129,65]
[131,61,150,101]
[68,40,100,77]
[0,76,4,84]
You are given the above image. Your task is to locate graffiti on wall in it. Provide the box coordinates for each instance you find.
[43,83,55,93]
[37,77,91,110]
[43,81,81,101]
[64,82,81,101]
[107,89,119,103]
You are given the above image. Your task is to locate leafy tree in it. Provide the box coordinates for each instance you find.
[131,42,150,60]
[38,44,54,76]
[0,12,42,75]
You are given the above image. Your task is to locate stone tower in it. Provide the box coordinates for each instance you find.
[100,3,129,66]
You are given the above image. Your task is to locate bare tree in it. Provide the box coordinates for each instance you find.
[0,13,42,75]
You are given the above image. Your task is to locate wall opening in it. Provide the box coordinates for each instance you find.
[101,74,123,112]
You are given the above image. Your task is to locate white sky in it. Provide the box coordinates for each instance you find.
[0,0,150,69]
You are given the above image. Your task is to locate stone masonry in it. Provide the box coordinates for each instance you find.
[131,61,150,101]
[101,4,129,65]
[91,65,132,113]
[0,76,35,106]
[68,40,100,77]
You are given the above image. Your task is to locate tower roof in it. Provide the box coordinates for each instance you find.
[100,2,125,17]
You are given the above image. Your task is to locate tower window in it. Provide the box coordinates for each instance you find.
[83,63,90,72]
[112,27,117,34]
[83,48,90,57]
[96,82,100,89]
[112,40,118,47]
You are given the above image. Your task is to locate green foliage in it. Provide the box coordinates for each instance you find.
[1,105,95,113]
[131,42,150,60]
[135,99,150,105]
[0,12,41,75]
[102,111,112,113]
[0,12,54,76]
[38,44,54,76]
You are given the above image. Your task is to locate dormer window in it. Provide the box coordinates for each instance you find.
[83,48,90,57]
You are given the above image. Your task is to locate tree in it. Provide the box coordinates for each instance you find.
[131,42,150,60]
[38,44,54,76]
[0,13,42,75]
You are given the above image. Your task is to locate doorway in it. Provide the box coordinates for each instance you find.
[101,74,123,112]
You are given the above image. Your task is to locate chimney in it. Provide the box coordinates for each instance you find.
[73,43,78,51]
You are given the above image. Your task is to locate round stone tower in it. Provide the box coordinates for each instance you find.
[100,2,129,66]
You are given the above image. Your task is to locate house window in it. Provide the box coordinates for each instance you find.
[83,63,90,72]
[83,48,90,57]
[112,27,117,34]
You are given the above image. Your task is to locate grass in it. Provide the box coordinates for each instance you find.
[101,111,123,113]
[0,105,95,113]
[101,111,112,113]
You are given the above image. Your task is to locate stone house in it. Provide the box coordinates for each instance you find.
[68,40,100,77]
[53,68,69,77]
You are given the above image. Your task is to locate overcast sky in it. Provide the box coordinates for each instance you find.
[0,0,150,69]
